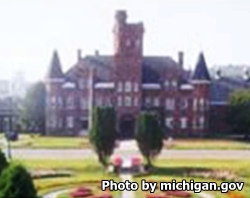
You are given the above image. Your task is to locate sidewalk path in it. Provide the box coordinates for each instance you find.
[120,174,135,198]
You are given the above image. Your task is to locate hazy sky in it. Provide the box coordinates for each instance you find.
[0,0,249,82]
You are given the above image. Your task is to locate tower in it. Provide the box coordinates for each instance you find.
[45,50,64,135]
[113,11,144,138]
[191,52,211,135]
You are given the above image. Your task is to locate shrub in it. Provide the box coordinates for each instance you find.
[0,164,37,198]
[0,150,8,175]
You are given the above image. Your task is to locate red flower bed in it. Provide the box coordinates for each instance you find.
[70,186,93,198]
[164,190,191,197]
[146,193,171,198]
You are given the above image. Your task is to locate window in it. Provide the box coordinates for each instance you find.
[165,117,174,129]
[126,39,131,47]
[180,117,187,129]
[50,114,57,128]
[134,97,138,106]
[80,97,88,110]
[165,98,175,110]
[134,82,139,92]
[164,80,170,88]
[117,82,122,92]
[57,97,63,107]
[145,97,151,106]
[193,118,197,129]
[105,98,112,107]
[136,39,141,48]
[117,96,122,106]
[58,118,63,128]
[200,98,204,111]
[199,117,205,129]
[95,97,102,106]
[125,81,132,92]
[51,96,56,107]
[67,116,74,128]
[171,80,177,87]
[66,96,74,109]
[153,97,160,107]
[125,96,132,106]
[193,98,197,111]
[78,79,85,89]
[180,98,188,110]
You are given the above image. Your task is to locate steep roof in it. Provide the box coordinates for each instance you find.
[47,50,64,79]
[192,52,211,81]
[66,55,181,83]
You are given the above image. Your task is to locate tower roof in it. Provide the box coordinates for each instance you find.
[46,50,64,79]
[192,52,211,81]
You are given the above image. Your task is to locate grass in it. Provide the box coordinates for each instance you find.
[165,139,250,150]
[135,159,250,198]
[1,133,250,150]
[13,159,119,196]
[0,134,91,149]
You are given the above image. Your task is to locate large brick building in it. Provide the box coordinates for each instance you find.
[45,11,249,137]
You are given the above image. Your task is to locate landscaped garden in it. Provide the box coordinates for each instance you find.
[134,159,250,198]
[15,158,120,197]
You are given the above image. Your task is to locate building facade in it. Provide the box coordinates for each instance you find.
[45,11,250,137]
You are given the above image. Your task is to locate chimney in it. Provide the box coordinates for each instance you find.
[77,49,81,61]
[115,10,127,25]
[178,51,184,68]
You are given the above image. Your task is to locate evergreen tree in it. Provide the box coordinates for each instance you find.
[135,112,164,168]
[89,107,116,167]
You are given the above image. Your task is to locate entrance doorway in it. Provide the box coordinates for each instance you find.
[119,114,135,139]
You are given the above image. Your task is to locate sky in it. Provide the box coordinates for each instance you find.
[0,0,250,82]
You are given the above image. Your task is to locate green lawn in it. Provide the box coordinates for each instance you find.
[1,133,250,150]
[135,159,250,198]
[0,134,91,149]
[165,139,250,150]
